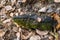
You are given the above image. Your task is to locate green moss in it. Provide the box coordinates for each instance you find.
[38,22,52,30]
[13,19,53,30]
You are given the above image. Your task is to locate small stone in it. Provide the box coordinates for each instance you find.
[20,12,24,15]
[1,14,7,18]
[48,35,53,40]
[47,7,53,13]
[11,7,15,11]
[38,7,47,12]
[0,29,5,37]
[47,4,56,13]
[29,35,41,40]
[3,18,12,23]
[18,0,26,3]
[17,8,21,13]
[54,0,60,3]
[1,8,7,14]
[19,28,21,32]
[21,29,33,39]
[5,5,12,11]
[37,17,41,22]
[11,0,16,3]
[16,32,20,40]
[34,2,42,8]
[58,30,60,34]
[16,32,20,38]
[36,29,48,35]
[44,35,49,38]
[1,0,6,5]
[0,14,7,21]
[15,13,19,16]
[11,0,16,6]
[12,27,18,32]
[38,4,56,13]
[41,37,49,40]
[55,7,60,13]
[10,13,14,17]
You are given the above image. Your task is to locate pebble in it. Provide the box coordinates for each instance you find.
[0,14,7,21]
[29,35,41,40]
[55,7,60,13]
[37,17,41,22]
[1,0,6,5]
[16,32,20,38]
[18,0,26,3]
[38,7,47,12]
[16,32,20,40]
[12,27,18,32]
[11,0,16,6]
[54,0,60,3]
[47,4,56,13]
[47,7,53,13]
[36,29,48,35]
[15,13,19,16]
[11,0,16,3]
[20,11,25,15]
[38,4,56,13]
[3,18,12,23]
[34,2,42,8]
[48,35,53,40]
[10,13,14,17]
[1,14,7,18]
[5,5,12,11]
[18,28,21,32]
[58,30,60,34]
[0,29,5,37]
[1,8,7,14]
[17,8,21,13]
[41,37,49,40]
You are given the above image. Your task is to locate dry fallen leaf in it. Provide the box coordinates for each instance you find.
[52,13,60,30]
[56,24,60,30]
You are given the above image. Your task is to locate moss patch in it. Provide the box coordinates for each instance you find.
[13,19,53,30]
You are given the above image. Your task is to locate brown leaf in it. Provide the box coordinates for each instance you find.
[52,13,60,30]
